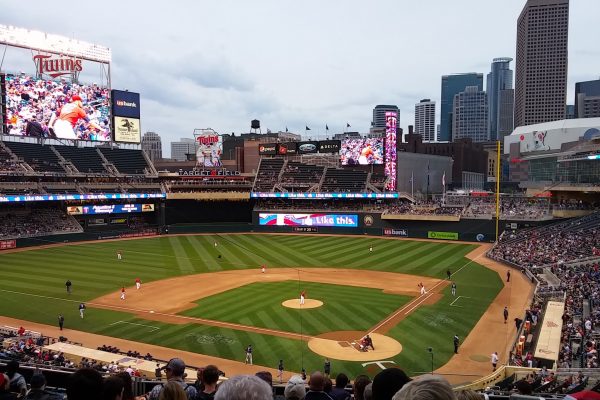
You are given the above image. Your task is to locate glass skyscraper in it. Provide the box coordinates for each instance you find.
[440,73,483,142]
[487,58,514,141]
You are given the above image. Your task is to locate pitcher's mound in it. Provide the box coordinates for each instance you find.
[308,331,402,361]
[282,299,323,309]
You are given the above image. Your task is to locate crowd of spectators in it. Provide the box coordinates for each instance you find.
[5,74,111,141]
[0,208,82,240]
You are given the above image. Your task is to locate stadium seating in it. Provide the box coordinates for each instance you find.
[54,145,107,174]
[4,141,66,173]
[253,158,285,192]
[98,148,151,175]
[279,162,325,192]
[320,168,368,192]
[0,207,82,240]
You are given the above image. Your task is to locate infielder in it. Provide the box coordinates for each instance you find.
[120,287,126,300]
[451,282,457,296]
[79,303,86,319]
[245,345,253,365]
[300,290,306,305]
[135,278,141,290]
[261,265,266,274]
[418,283,426,295]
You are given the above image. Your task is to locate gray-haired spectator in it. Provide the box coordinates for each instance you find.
[214,375,273,400]
[284,375,306,400]
[392,375,455,400]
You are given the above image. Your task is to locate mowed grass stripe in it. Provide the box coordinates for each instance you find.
[251,235,323,266]
[232,235,297,267]
[168,237,195,274]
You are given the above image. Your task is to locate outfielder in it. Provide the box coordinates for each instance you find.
[135,278,141,290]
[117,251,122,260]
[451,282,457,296]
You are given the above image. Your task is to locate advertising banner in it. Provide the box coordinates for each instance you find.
[427,231,459,240]
[318,140,341,153]
[258,143,277,155]
[251,192,399,199]
[194,129,222,167]
[113,116,141,143]
[297,141,319,154]
[293,227,318,233]
[383,228,408,237]
[0,193,165,203]
[259,213,358,227]
[277,142,297,155]
[111,90,141,118]
[67,203,155,215]
[0,240,17,250]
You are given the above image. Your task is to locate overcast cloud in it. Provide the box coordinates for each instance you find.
[2,0,599,156]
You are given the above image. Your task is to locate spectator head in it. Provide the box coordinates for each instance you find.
[335,373,349,389]
[202,365,220,386]
[309,372,325,391]
[30,373,46,390]
[163,358,186,378]
[515,380,533,395]
[392,375,454,400]
[284,375,306,400]
[324,377,333,393]
[67,368,104,400]
[103,376,124,400]
[255,371,273,387]
[353,375,372,400]
[115,372,135,400]
[0,373,9,391]
[6,360,19,377]
[363,383,373,400]
[158,381,187,400]
[214,375,273,400]
[372,368,411,400]
[455,389,481,400]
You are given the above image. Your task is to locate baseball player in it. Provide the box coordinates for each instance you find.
[503,306,509,324]
[451,282,457,296]
[278,360,284,383]
[446,269,452,280]
[261,265,266,274]
[369,246,373,253]
[418,283,426,295]
[245,345,253,365]
[300,290,306,305]
[117,251,122,260]
[58,314,64,331]
[120,287,126,300]
[135,278,141,290]
[214,242,218,248]
[453,335,459,354]
[491,352,499,371]
[49,95,102,139]
[79,303,86,319]
[65,280,72,294]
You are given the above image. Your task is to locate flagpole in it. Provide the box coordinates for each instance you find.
[411,170,414,199]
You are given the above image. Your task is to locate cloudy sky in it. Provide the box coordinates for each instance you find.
[3,0,599,156]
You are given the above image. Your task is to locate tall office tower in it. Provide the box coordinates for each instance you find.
[372,105,400,129]
[170,138,196,161]
[414,99,436,142]
[514,0,569,128]
[141,132,162,161]
[440,73,484,142]
[575,79,600,118]
[487,58,514,140]
[453,86,488,143]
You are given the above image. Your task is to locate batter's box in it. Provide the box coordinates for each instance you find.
[449,296,471,307]
[338,341,352,348]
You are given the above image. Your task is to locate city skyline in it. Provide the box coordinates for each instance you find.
[2,0,599,156]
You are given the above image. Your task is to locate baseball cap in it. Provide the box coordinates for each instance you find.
[162,358,185,375]
[30,373,46,389]
[71,95,82,102]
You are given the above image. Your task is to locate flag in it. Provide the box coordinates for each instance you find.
[346,123,351,128]
[285,126,288,133]
[326,124,329,131]
[305,126,311,131]
[442,171,446,187]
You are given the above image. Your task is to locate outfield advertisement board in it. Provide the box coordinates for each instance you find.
[111,90,141,119]
[427,231,459,240]
[0,240,17,250]
[67,203,155,215]
[113,116,141,143]
[251,192,399,199]
[383,228,408,237]
[0,193,165,203]
[259,213,358,227]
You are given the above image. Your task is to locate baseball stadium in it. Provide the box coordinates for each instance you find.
[1,23,600,400]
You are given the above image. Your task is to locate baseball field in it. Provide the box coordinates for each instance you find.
[0,233,514,379]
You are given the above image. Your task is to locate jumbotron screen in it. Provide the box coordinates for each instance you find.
[259,213,358,227]
[67,204,155,215]
[340,138,384,165]
[4,74,111,141]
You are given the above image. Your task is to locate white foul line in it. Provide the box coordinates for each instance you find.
[369,248,487,333]
[109,320,160,332]
[449,296,471,307]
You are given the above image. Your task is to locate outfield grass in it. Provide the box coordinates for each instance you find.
[0,234,503,377]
